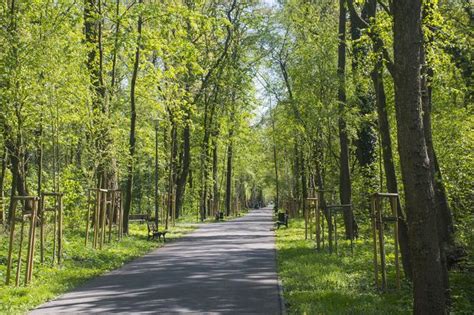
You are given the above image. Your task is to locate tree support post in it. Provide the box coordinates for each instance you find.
[6,196,39,286]
[371,192,401,291]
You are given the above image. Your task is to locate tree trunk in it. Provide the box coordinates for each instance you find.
[420,45,453,301]
[1,148,7,222]
[392,1,446,312]
[294,142,301,214]
[271,107,279,212]
[300,143,308,223]
[212,137,220,217]
[175,122,190,219]
[337,0,354,239]
[84,0,117,190]
[123,0,142,234]
[225,138,233,217]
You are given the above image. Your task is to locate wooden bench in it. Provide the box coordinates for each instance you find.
[276,212,289,229]
[146,220,167,242]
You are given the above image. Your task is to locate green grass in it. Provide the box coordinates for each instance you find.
[276,218,474,314]
[0,222,196,314]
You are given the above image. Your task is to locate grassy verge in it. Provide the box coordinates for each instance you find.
[0,222,196,314]
[276,218,473,314]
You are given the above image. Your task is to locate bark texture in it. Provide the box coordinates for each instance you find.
[392,0,446,312]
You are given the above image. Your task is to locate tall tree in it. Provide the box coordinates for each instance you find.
[392,0,446,312]
[337,0,355,239]
[123,0,143,234]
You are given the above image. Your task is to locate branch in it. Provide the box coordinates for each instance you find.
[377,0,391,15]
[347,0,394,76]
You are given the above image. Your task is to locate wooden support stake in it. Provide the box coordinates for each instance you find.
[371,196,379,289]
[304,199,308,240]
[5,199,17,285]
[334,210,338,255]
[108,191,113,243]
[377,197,387,291]
[100,191,107,249]
[26,201,37,284]
[391,196,400,289]
[58,195,63,264]
[93,190,100,249]
[85,190,92,246]
[39,196,45,264]
[315,200,320,250]
[16,218,25,286]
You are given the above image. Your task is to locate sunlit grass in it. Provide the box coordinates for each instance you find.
[276,217,411,314]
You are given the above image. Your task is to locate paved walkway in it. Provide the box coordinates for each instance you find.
[32,208,281,314]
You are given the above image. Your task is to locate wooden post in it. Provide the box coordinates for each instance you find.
[371,195,379,289]
[57,194,63,264]
[26,199,37,284]
[391,196,400,289]
[119,191,124,239]
[6,199,17,285]
[334,210,338,255]
[108,190,114,243]
[100,189,107,249]
[39,195,45,264]
[15,217,25,286]
[52,196,57,263]
[315,197,321,250]
[304,198,308,240]
[93,190,100,249]
[85,189,92,246]
[378,197,387,291]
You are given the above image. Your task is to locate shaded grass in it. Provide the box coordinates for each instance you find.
[276,218,474,314]
[0,222,195,314]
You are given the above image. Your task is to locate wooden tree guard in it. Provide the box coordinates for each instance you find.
[326,204,353,255]
[39,192,63,265]
[371,192,400,291]
[86,189,123,249]
[6,196,39,286]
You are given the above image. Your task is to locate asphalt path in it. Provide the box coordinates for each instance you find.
[31,207,282,314]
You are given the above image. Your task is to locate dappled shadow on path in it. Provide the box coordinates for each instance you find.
[31,208,280,314]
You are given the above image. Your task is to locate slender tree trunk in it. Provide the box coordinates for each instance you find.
[212,137,219,217]
[271,107,279,212]
[294,142,301,214]
[392,1,446,312]
[0,148,6,193]
[225,137,233,217]
[175,121,190,219]
[84,0,117,190]
[0,148,7,222]
[123,0,142,234]
[300,143,308,222]
[36,129,43,197]
[337,0,354,239]
[421,46,453,301]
